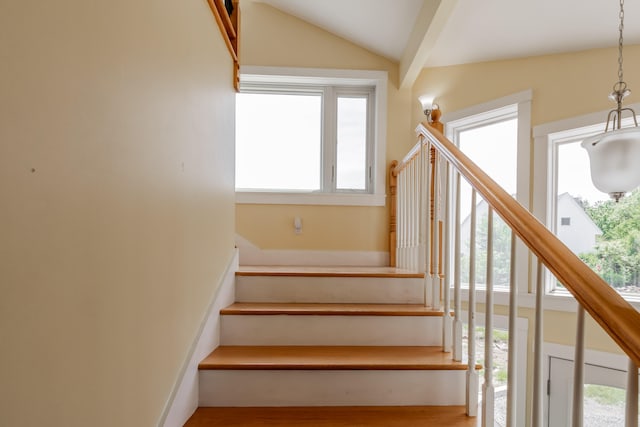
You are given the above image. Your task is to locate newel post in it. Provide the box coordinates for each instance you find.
[389,160,398,267]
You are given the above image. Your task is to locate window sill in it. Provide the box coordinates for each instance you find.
[235,191,386,206]
[458,287,640,312]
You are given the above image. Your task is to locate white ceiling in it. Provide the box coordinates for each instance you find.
[256,0,640,72]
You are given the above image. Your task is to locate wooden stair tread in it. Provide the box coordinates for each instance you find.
[199,346,478,371]
[221,302,445,316]
[236,265,424,278]
[184,406,476,426]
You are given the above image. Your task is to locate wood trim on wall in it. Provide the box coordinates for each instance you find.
[207,0,240,91]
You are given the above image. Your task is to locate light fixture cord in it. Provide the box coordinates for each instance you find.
[618,0,625,86]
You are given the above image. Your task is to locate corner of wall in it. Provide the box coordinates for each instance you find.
[158,249,239,427]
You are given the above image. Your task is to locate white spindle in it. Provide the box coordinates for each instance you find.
[420,146,429,275]
[418,146,426,275]
[432,150,440,309]
[532,259,544,427]
[424,145,433,307]
[443,162,452,353]
[506,232,518,427]
[413,159,420,271]
[466,189,479,416]
[453,172,463,362]
[572,305,585,427]
[402,162,408,269]
[482,207,495,427]
[626,359,638,427]
[409,161,415,270]
[398,166,405,268]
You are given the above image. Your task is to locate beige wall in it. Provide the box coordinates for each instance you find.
[237,1,415,253]
[413,45,640,128]
[0,1,236,426]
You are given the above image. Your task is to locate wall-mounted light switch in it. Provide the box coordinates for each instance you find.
[294,217,302,235]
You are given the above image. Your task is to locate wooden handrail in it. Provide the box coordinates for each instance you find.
[416,122,640,367]
[207,0,240,90]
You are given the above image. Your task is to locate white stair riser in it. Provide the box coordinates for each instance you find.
[220,315,442,346]
[199,369,466,407]
[235,276,425,304]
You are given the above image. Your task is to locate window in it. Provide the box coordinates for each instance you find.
[535,114,640,298]
[235,67,387,206]
[445,90,532,294]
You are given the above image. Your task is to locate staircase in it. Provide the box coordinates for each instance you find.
[185,266,477,426]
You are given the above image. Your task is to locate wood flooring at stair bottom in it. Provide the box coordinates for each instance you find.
[184,406,477,426]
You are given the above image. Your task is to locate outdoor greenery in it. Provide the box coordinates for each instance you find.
[460,189,640,292]
[583,384,626,406]
[461,209,512,288]
[578,189,640,290]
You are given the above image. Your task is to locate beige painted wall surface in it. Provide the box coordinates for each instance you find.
[236,1,415,253]
[413,45,640,127]
[0,1,236,426]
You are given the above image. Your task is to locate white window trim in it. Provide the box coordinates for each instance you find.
[235,66,388,207]
[532,102,640,309]
[443,90,533,297]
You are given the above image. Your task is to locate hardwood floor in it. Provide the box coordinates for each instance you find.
[184,406,478,426]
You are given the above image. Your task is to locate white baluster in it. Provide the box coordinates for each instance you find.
[432,150,440,309]
[506,232,518,427]
[408,161,415,270]
[420,145,428,276]
[626,359,638,427]
[443,162,452,353]
[466,189,479,416]
[482,207,494,427]
[572,306,585,427]
[425,144,433,307]
[418,146,426,275]
[453,172,463,362]
[402,164,409,269]
[532,259,544,427]
[414,156,420,271]
[397,167,404,268]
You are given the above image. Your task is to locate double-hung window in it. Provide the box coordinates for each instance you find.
[235,67,387,206]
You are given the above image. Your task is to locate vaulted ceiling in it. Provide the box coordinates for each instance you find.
[255,0,640,88]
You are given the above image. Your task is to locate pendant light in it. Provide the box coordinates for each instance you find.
[581,0,640,202]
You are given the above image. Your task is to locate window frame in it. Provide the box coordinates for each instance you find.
[443,90,533,297]
[532,102,640,303]
[235,66,387,206]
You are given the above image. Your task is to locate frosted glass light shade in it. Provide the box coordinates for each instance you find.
[418,95,435,112]
[581,127,640,197]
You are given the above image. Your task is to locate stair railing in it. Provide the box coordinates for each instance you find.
[391,122,640,425]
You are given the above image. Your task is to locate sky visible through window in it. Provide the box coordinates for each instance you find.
[557,141,608,204]
[235,92,322,191]
[235,92,369,192]
[337,96,367,190]
[458,119,518,219]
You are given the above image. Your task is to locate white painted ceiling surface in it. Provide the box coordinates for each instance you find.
[255,0,640,67]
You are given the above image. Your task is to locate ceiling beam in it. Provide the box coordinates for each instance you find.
[399,0,458,89]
